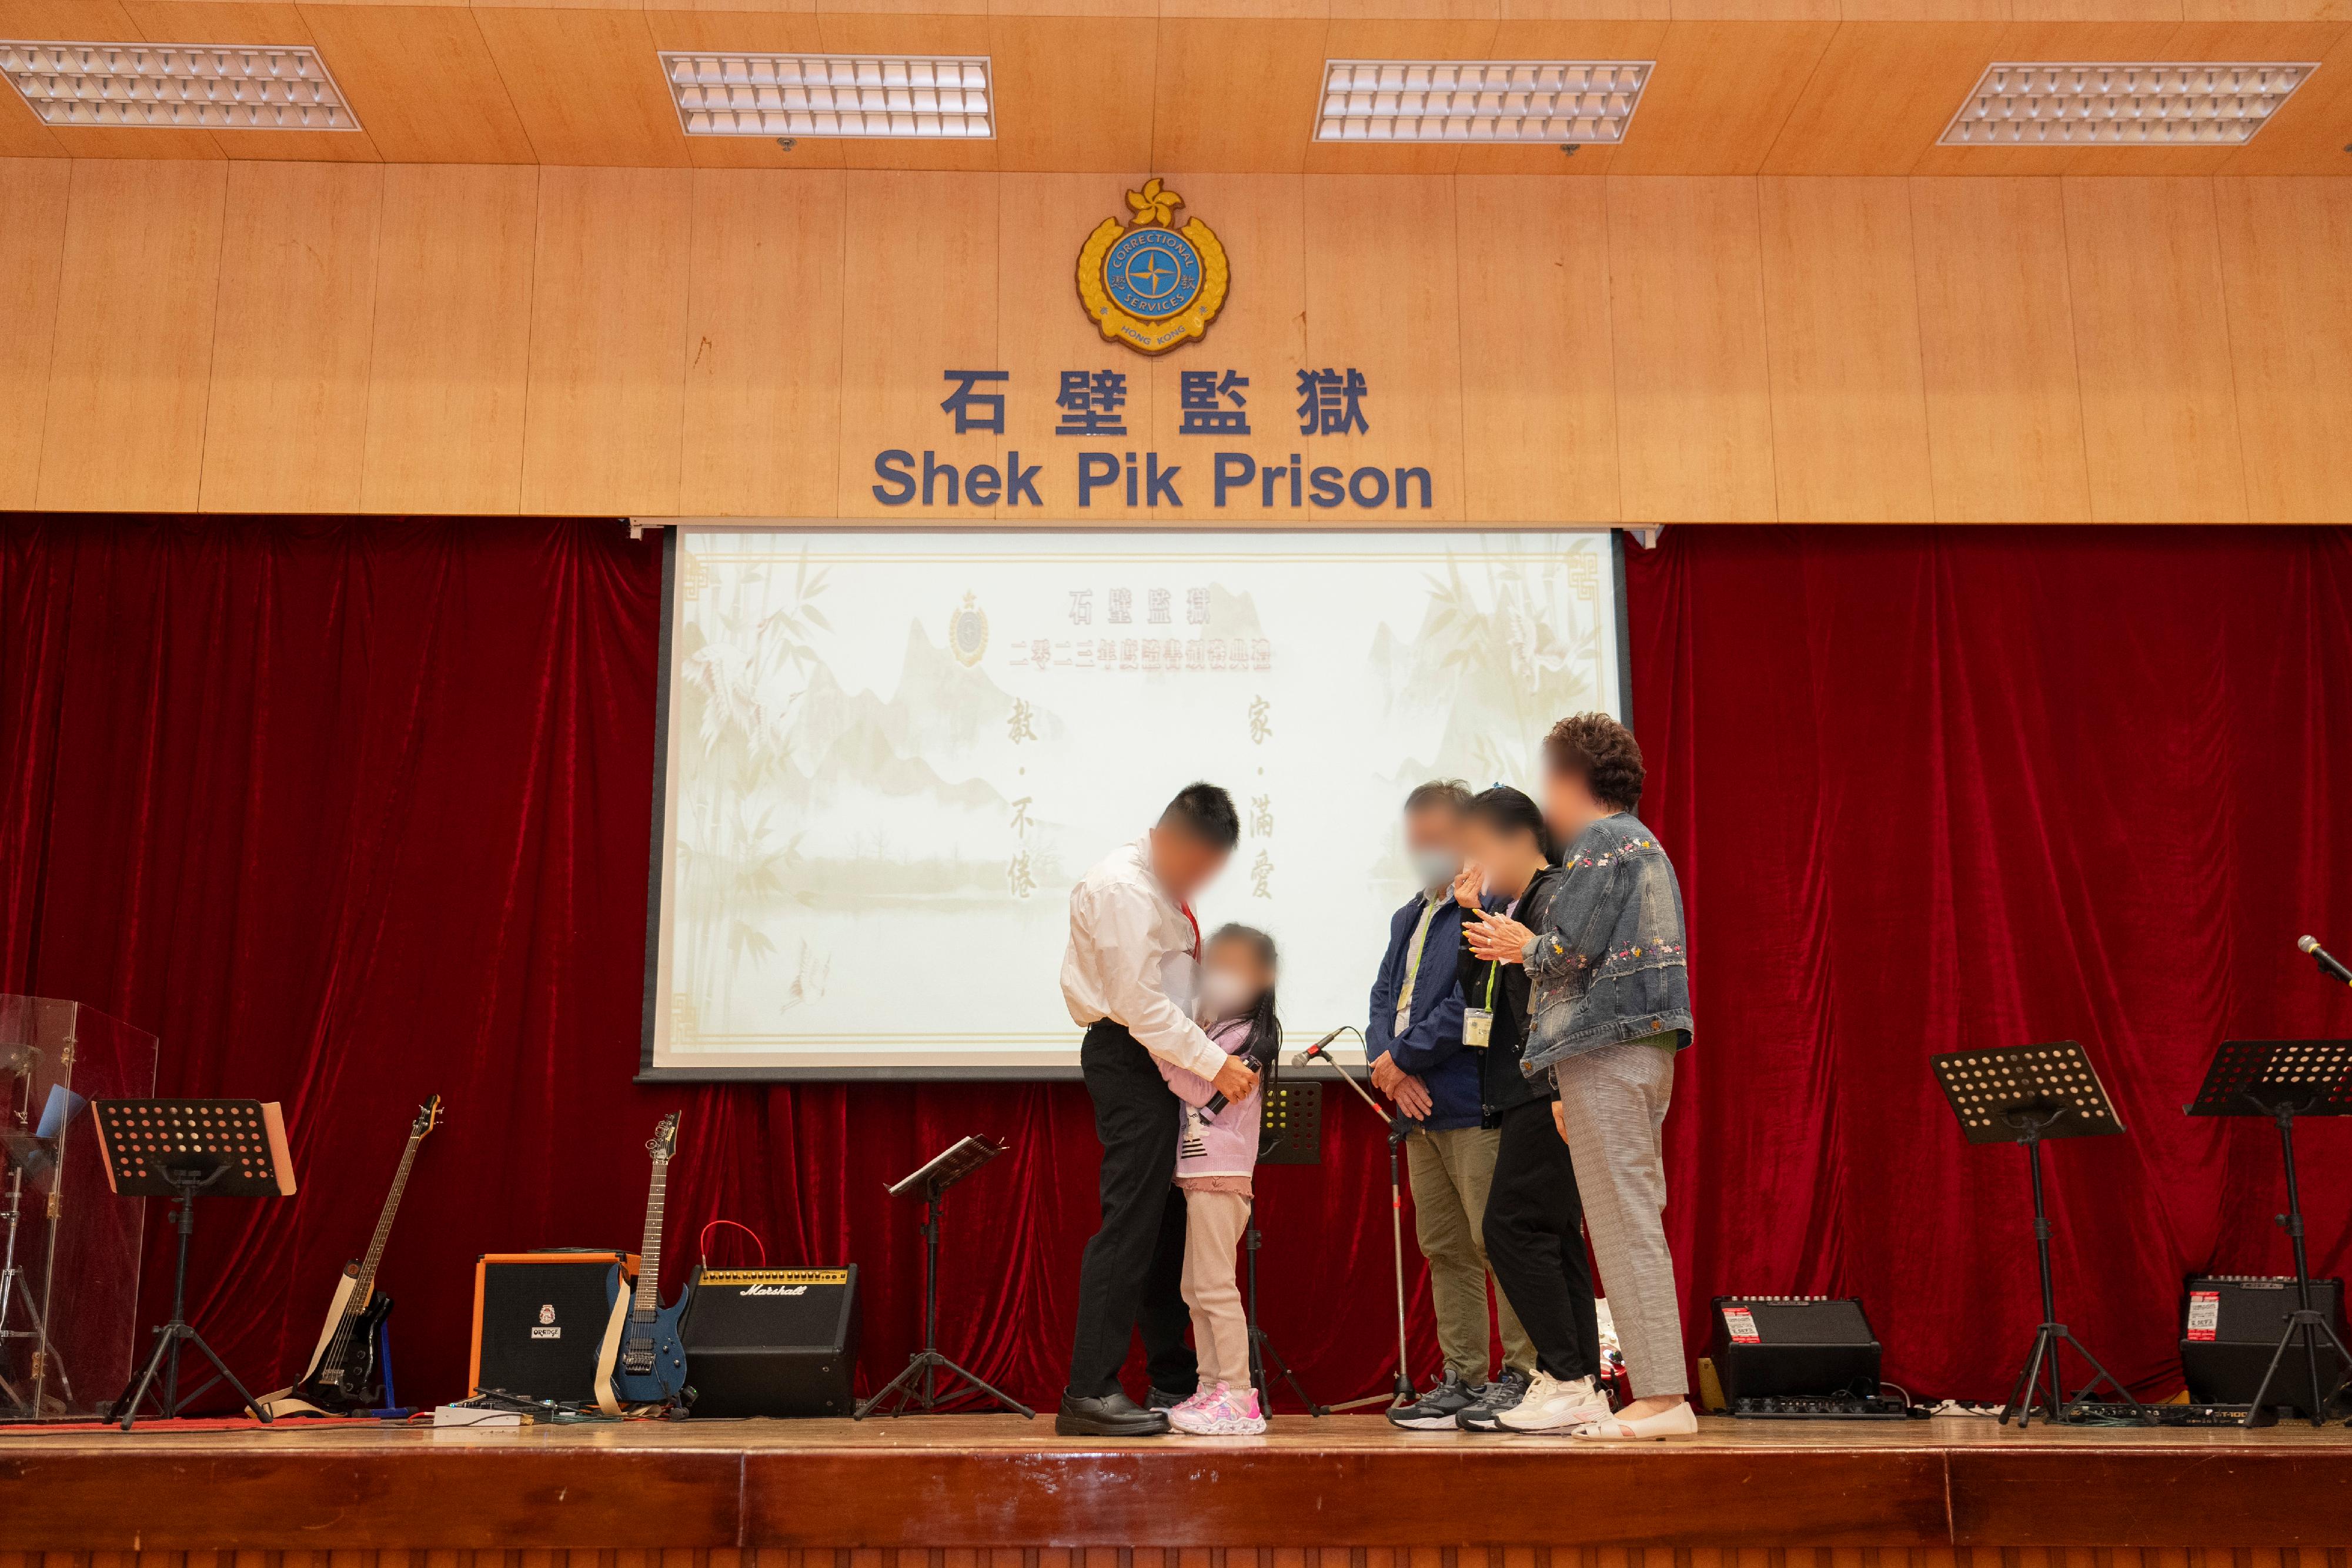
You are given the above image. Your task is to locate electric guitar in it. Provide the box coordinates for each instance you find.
[262,1095,442,1416]
[594,1111,691,1412]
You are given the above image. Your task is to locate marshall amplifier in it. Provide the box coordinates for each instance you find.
[680,1266,860,1417]
[2180,1274,2346,1415]
[470,1250,634,1405]
[1709,1295,1882,1408]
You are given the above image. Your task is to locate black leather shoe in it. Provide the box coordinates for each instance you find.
[1146,1383,1197,1410]
[1056,1389,1171,1437]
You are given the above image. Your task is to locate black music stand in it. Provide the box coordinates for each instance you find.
[1932,1042,2141,1426]
[93,1099,297,1429]
[1243,1077,1327,1415]
[856,1135,1033,1420]
[2186,1039,2352,1426]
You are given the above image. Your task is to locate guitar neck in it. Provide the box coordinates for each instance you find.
[351,1134,422,1302]
[634,1158,670,1312]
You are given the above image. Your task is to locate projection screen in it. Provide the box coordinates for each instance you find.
[642,529,1628,1079]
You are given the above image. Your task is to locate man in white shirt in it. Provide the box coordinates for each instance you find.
[1056,783,1259,1437]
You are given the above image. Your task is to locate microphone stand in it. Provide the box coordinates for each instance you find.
[1299,1028,1419,1411]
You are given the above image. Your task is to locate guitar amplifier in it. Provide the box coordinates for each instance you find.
[1709,1295,1882,1407]
[470,1251,634,1405]
[680,1266,860,1417]
[2180,1274,2346,1415]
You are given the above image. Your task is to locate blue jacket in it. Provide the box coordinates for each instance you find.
[1521,812,1695,1078]
[1365,892,1482,1131]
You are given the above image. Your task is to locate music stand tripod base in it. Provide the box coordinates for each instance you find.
[856,1136,1034,1420]
[1932,1042,2142,1427]
[2188,1039,2352,1427]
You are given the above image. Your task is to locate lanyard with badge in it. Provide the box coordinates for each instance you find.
[1462,960,1497,1048]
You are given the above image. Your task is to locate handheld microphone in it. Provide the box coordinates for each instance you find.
[2299,935,2352,987]
[1204,1028,1288,1118]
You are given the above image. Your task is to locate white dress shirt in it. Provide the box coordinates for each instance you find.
[1060,834,1227,1081]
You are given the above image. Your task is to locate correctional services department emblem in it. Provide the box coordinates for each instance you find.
[1075,179,1229,356]
[947,591,989,666]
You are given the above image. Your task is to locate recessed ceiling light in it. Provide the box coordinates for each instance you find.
[1940,61,2318,146]
[0,39,358,130]
[1315,59,1652,144]
[660,52,992,139]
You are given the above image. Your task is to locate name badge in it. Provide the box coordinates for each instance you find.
[1462,1008,1493,1048]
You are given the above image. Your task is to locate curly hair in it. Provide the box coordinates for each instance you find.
[1541,713,1645,814]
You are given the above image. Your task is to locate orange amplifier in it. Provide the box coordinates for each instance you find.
[469,1250,637,1404]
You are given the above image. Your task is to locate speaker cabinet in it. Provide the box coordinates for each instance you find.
[470,1250,633,1405]
[2180,1275,2346,1415]
[680,1266,860,1418]
[1708,1295,1882,1405]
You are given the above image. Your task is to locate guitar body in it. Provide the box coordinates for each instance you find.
[283,1271,394,1412]
[596,1262,691,1409]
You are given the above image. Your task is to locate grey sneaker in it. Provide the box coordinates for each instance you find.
[1386,1371,1478,1430]
[1458,1368,1534,1432]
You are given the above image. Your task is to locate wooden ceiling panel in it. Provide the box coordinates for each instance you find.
[298,3,536,161]
[1760,21,1997,172]
[1151,14,1327,171]
[2218,18,2352,171]
[1454,16,1663,170]
[1905,18,2177,171]
[473,6,687,164]
[0,84,65,153]
[1305,16,1499,172]
[990,13,1154,170]
[1609,19,1835,172]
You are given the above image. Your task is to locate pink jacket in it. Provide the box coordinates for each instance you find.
[1157,1017,1261,1182]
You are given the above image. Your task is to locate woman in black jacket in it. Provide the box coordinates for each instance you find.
[1448,785,1609,1432]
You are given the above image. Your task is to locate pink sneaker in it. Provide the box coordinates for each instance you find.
[1169,1382,1267,1436]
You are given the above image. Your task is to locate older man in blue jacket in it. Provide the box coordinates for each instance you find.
[1366,780,1536,1429]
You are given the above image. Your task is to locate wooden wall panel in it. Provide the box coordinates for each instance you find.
[996,172,1159,519]
[2062,178,2247,523]
[679,169,848,518]
[0,159,71,510]
[1454,175,1621,523]
[36,158,226,511]
[1758,176,1934,521]
[199,161,382,511]
[1302,173,1466,520]
[833,170,1000,519]
[360,164,539,514]
[2213,176,2352,522]
[1907,177,2092,522]
[520,166,694,516]
[1606,175,1778,521]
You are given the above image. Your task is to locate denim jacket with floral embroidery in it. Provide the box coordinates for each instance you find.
[1518,811,1693,1077]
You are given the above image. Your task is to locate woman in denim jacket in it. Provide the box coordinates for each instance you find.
[1464,712,1694,1439]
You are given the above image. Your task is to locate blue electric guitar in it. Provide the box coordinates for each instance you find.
[594,1111,691,1411]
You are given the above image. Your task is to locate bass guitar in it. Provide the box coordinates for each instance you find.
[262,1095,442,1416]
[594,1111,691,1412]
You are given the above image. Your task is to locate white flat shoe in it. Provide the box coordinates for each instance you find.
[1570,1402,1699,1440]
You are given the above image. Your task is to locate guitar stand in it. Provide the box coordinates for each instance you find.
[369,1318,412,1420]
[114,1166,273,1429]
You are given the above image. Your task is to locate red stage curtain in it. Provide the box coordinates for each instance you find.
[4,516,2347,1412]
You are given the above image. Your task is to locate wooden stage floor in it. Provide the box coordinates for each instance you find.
[5,1414,2352,1559]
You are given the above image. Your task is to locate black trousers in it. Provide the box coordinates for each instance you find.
[1481,1096,1600,1380]
[1067,1019,1200,1399]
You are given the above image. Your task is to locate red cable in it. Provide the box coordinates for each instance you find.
[697,1218,767,1268]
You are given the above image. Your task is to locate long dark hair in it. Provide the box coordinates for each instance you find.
[1206,922,1281,1071]
[1464,784,1555,865]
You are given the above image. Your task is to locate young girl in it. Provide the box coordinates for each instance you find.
[1154,923,1279,1436]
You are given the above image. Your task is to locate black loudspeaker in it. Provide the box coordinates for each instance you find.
[680,1266,861,1417]
[1709,1296,1882,1405]
[471,1250,632,1404]
[2180,1275,2347,1415]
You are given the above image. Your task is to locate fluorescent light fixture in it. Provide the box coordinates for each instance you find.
[1315,59,1652,144]
[660,52,992,139]
[1940,61,2318,146]
[0,39,358,131]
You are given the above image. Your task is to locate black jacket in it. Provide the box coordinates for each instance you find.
[1455,863,1565,1122]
